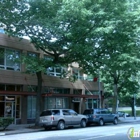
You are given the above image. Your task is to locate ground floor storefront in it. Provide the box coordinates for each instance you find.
[0,94,101,124]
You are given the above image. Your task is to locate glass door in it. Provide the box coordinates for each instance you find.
[5,102,14,118]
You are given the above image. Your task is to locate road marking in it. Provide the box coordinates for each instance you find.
[79,134,116,140]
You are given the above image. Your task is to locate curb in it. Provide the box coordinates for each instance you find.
[0,133,5,136]
[118,120,140,124]
[0,128,44,136]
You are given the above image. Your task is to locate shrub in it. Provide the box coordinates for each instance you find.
[0,117,14,130]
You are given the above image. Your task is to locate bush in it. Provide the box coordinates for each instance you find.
[0,117,14,130]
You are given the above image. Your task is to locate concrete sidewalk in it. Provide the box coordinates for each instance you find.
[0,117,140,136]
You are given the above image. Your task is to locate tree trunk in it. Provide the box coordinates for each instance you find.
[131,105,134,116]
[112,83,118,113]
[35,71,43,126]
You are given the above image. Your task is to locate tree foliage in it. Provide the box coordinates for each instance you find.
[78,0,140,112]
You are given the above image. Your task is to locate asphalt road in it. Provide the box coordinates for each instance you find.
[1,122,140,140]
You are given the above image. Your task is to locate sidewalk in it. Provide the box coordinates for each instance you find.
[0,117,140,136]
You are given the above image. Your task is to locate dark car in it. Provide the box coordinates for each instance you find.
[39,109,87,130]
[83,108,119,126]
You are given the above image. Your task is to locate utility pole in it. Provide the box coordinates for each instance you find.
[98,71,101,108]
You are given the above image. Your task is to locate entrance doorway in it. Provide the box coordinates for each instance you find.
[5,102,14,118]
[0,102,4,117]
[74,102,79,113]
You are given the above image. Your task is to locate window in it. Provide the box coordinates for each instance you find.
[72,68,83,80]
[85,90,99,95]
[73,89,82,95]
[40,111,52,116]
[0,47,21,71]
[101,110,107,114]
[26,52,39,73]
[44,87,70,94]
[63,110,70,115]
[56,98,63,108]
[45,97,68,109]
[96,110,101,114]
[27,85,37,92]
[69,110,77,115]
[52,110,60,115]
[47,67,66,77]
[27,96,36,119]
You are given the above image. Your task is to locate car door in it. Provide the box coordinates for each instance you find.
[62,110,72,125]
[69,110,80,125]
[102,109,113,122]
[100,110,108,122]
[106,109,114,122]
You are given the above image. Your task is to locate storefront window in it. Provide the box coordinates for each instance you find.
[45,97,68,109]
[0,95,21,121]
[87,99,98,109]
[27,96,36,119]
[0,84,5,90]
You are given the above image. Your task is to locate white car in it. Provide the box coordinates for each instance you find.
[39,109,87,130]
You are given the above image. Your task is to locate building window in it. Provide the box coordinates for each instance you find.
[72,68,83,80]
[27,85,37,92]
[26,52,39,73]
[86,99,98,109]
[44,87,70,94]
[45,97,68,109]
[73,89,82,95]
[0,47,21,71]
[85,90,99,95]
[46,67,67,77]
[27,96,36,119]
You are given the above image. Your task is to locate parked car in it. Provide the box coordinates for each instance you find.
[117,111,125,117]
[83,108,119,126]
[117,111,130,117]
[39,109,87,130]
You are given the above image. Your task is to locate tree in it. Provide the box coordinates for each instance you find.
[0,0,99,125]
[78,0,140,113]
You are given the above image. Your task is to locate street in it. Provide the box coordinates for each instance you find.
[1,122,140,140]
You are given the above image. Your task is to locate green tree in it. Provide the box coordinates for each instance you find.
[79,0,140,113]
[0,0,97,125]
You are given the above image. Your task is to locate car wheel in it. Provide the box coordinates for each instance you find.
[57,121,65,130]
[80,119,86,128]
[113,118,118,125]
[99,119,104,126]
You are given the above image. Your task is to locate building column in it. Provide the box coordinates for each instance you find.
[21,95,27,124]
[69,88,73,109]
[79,89,85,114]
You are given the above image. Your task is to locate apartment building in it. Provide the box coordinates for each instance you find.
[0,33,104,124]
